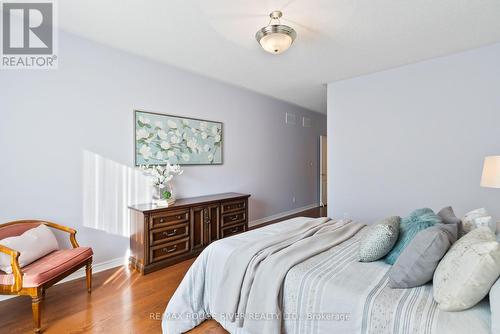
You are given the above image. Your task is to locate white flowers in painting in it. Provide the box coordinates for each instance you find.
[170,135,180,144]
[158,130,168,140]
[138,116,150,125]
[167,120,178,129]
[136,128,149,140]
[136,113,222,164]
[187,138,197,150]
[160,141,171,150]
[139,144,152,159]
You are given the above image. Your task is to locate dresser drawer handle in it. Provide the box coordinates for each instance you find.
[225,203,243,211]
[163,246,177,253]
[164,229,177,237]
[159,215,183,223]
[231,216,238,221]
[230,227,239,233]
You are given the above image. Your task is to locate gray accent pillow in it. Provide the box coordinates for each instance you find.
[388,223,457,288]
[359,216,400,262]
[438,206,463,237]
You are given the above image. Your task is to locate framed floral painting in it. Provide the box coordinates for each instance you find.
[134,110,223,165]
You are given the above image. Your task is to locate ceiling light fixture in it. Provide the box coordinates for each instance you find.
[255,10,297,55]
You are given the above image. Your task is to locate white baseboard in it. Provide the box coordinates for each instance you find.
[0,257,124,302]
[248,203,319,228]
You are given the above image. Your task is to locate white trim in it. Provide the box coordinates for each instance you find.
[248,203,319,228]
[0,257,124,302]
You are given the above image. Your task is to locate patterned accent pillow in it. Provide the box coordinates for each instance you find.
[433,227,500,311]
[384,208,441,265]
[359,216,400,262]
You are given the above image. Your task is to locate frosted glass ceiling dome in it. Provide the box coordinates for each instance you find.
[255,11,297,55]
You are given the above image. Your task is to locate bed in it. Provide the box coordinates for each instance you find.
[162,217,491,334]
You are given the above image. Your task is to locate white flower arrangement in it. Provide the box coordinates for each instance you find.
[139,164,183,201]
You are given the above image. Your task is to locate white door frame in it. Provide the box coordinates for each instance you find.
[319,135,327,207]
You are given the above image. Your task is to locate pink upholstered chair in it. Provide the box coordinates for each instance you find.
[0,220,93,333]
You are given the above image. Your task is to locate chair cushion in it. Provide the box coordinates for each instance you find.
[0,247,93,287]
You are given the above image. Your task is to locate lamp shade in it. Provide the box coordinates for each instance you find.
[480,156,500,188]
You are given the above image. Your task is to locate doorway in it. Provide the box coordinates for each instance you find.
[319,136,327,207]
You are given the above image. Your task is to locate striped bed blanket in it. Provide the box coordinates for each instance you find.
[162,217,490,334]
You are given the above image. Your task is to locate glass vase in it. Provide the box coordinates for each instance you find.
[153,182,176,206]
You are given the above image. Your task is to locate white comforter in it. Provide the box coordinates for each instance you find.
[163,217,491,334]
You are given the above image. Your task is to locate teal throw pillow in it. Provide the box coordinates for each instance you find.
[384,208,442,265]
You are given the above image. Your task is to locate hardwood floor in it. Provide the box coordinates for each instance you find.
[0,206,326,334]
[249,206,327,230]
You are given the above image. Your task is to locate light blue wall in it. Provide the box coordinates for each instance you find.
[0,31,326,264]
[327,43,500,223]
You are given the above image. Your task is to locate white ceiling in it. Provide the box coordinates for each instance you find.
[58,0,500,113]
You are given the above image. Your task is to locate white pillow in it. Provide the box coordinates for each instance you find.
[490,278,500,334]
[462,208,490,234]
[433,227,500,311]
[474,216,496,234]
[0,224,59,274]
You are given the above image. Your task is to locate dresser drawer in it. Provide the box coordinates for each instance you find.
[150,237,190,263]
[149,222,189,246]
[149,209,189,229]
[221,200,246,214]
[221,223,246,238]
[221,210,246,227]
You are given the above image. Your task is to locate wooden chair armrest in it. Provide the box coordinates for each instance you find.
[43,222,80,248]
[0,245,23,293]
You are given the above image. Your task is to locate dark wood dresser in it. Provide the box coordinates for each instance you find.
[128,192,250,274]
